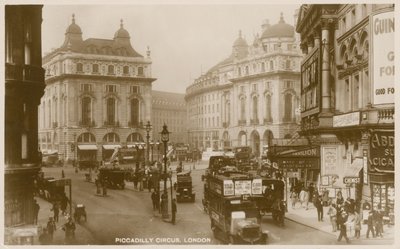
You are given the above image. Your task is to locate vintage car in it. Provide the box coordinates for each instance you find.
[98,168,126,189]
[175,171,195,202]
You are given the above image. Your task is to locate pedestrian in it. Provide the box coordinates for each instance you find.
[299,188,306,208]
[151,191,157,211]
[61,169,65,178]
[51,201,60,222]
[133,171,138,190]
[290,191,298,209]
[336,191,344,208]
[354,211,361,239]
[102,178,108,196]
[303,189,310,210]
[366,211,375,238]
[327,203,337,232]
[60,193,69,215]
[308,183,315,204]
[46,216,56,242]
[337,211,350,244]
[156,191,160,213]
[316,195,324,221]
[62,217,76,244]
[171,198,177,225]
[375,205,384,237]
[39,228,51,245]
[33,199,40,224]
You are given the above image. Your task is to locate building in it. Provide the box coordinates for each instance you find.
[39,15,156,164]
[5,5,46,244]
[296,4,394,212]
[151,90,187,144]
[185,13,303,156]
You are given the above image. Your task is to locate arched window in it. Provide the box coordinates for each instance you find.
[81,97,91,125]
[127,133,143,142]
[265,95,272,122]
[283,94,293,122]
[77,132,96,143]
[130,98,139,126]
[106,98,115,125]
[103,133,120,142]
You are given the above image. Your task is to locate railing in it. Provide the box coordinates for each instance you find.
[378,108,394,119]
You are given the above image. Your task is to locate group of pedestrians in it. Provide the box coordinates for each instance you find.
[151,191,178,225]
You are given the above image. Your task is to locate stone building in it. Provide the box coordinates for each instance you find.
[39,15,156,163]
[185,13,303,156]
[5,5,46,244]
[296,4,394,213]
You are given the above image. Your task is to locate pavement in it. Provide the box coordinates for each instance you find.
[284,201,395,243]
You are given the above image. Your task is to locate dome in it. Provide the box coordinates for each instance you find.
[65,14,82,34]
[114,19,130,39]
[233,30,248,47]
[261,13,294,39]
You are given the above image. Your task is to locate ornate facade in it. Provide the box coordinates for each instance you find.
[5,5,45,244]
[296,4,394,213]
[186,13,303,156]
[39,16,156,163]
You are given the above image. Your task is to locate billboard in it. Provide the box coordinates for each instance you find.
[371,11,395,105]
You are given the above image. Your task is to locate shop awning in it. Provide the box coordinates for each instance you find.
[44,150,58,155]
[77,144,98,150]
[102,144,121,150]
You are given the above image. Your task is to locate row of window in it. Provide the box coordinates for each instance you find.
[76,63,145,76]
[237,59,294,77]
[80,83,140,94]
[339,4,369,36]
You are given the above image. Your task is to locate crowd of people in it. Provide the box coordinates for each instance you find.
[289,182,387,244]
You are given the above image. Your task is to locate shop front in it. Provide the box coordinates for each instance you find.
[275,146,320,193]
[368,130,394,223]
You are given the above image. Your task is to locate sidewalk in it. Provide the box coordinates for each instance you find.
[285,202,394,242]
[35,196,97,245]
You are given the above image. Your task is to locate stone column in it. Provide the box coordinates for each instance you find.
[307,36,314,54]
[320,19,333,115]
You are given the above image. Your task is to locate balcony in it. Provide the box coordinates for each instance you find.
[222,122,229,129]
[79,120,95,127]
[104,121,120,127]
[250,119,259,125]
[378,108,395,119]
[128,121,141,128]
[238,120,246,126]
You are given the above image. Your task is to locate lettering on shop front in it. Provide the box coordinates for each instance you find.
[369,131,394,171]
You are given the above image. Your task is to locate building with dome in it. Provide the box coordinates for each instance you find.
[185,12,304,156]
[39,15,156,164]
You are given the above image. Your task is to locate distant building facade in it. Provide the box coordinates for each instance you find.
[185,13,303,156]
[5,5,45,244]
[152,90,187,144]
[39,16,155,163]
[296,4,394,211]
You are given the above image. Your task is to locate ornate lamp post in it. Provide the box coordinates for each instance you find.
[145,121,152,166]
[160,124,170,220]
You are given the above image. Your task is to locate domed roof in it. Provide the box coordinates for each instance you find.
[261,13,294,39]
[233,30,248,47]
[65,14,82,34]
[114,19,130,39]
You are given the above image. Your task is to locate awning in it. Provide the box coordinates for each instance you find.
[77,144,98,150]
[102,144,121,150]
[127,144,145,149]
[44,150,58,155]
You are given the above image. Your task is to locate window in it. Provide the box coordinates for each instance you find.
[284,81,294,89]
[238,67,242,76]
[270,61,274,70]
[344,78,350,111]
[245,66,249,75]
[130,98,139,126]
[283,94,293,122]
[252,97,258,121]
[362,4,367,17]
[240,86,245,93]
[353,75,360,110]
[103,133,120,142]
[123,66,129,75]
[108,65,115,74]
[261,62,266,72]
[81,97,91,125]
[92,64,99,73]
[77,132,96,143]
[240,98,246,121]
[130,85,139,94]
[77,63,83,72]
[351,9,356,26]
[106,98,116,125]
[342,17,347,33]
[138,67,144,76]
[274,44,280,50]
[265,95,272,122]
[252,84,257,92]
[106,85,116,93]
[286,60,291,70]
[81,84,92,92]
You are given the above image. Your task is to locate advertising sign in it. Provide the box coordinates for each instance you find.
[333,112,360,127]
[223,180,234,196]
[251,179,262,195]
[234,180,252,195]
[322,147,338,175]
[369,130,394,172]
[371,11,395,105]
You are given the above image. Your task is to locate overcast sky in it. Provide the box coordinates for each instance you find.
[42,4,299,93]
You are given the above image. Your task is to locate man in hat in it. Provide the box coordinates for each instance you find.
[46,216,56,242]
[62,216,76,244]
[337,211,350,244]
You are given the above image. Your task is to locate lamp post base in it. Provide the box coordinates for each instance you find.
[161,195,169,219]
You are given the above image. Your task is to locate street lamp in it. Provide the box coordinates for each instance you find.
[145,121,152,166]
[160,124,170,220]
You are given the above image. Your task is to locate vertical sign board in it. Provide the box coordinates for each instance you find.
[322,147,338,176]
[363,150,368,184]
[371,11,395,105]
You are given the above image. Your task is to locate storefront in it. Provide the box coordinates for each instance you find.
[102,144,121,161]
[275,146,320,189]
[368,130,394,214]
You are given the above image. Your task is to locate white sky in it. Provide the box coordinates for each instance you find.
[41,4,299,93]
